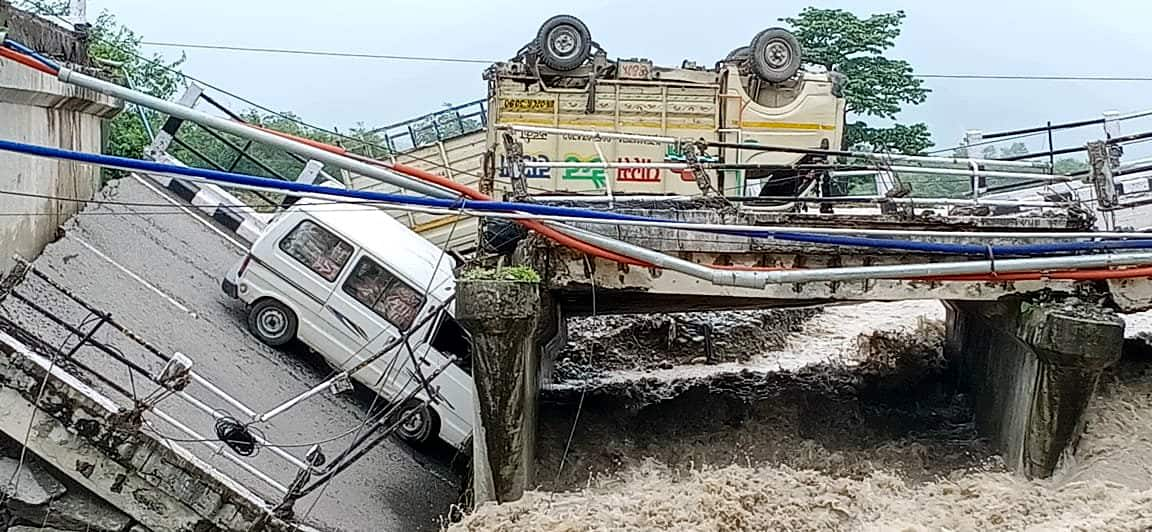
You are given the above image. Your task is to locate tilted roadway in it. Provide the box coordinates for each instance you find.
[0,176,462,532]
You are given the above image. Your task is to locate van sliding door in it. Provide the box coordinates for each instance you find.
[321,253,428,398]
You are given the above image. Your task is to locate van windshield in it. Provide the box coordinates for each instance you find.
[431,314,472,373]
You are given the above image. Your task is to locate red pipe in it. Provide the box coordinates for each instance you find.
[0,47,58,76]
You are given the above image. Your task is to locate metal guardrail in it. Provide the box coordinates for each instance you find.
[366,99,487,154]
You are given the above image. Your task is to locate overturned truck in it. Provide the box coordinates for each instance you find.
[394,14,848,252]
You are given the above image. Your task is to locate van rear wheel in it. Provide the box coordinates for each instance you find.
[396,400,438,444]
[247,299,297,347]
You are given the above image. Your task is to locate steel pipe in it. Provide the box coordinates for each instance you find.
[57,68,454,199]
[507,124,1050,170]
[153,174,1113,240]
[877,165,1071,181]
[567,227,1152,286]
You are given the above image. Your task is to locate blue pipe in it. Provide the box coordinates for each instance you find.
[2,39,61,72]
[2,138,1151,258]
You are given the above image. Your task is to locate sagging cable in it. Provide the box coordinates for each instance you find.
[4,138,1152,260]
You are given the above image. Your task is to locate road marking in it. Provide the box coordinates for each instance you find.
[132,173,248,250]
[71,236,196,316]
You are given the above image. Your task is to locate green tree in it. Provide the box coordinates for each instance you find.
[16,2,185,177]
[782,8,931,155]
[1053,158,1089,174]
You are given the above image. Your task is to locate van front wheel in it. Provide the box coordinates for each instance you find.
[396,400,438,444]
[247,299,297,347]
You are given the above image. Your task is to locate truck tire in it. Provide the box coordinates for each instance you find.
[396,399,439,444]
[247,299,297,347]
[535,15,592,71]
[750,28,802,83]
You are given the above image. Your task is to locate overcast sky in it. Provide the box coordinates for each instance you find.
[83,0,1152,154]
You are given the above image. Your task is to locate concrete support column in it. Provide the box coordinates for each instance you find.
[457,278,542,503]
[945,297,1124,478]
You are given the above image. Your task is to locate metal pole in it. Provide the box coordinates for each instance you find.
[880,165,1070,182]
[253,301,449,424]
[58,68,454,199]
[501,124,677,144]
[506,124,1051,169]
[1047,121,1055,173]
[565,226,1152,287]
[68,0,86,27]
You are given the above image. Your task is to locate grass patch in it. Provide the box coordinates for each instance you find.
[461,266,540,283]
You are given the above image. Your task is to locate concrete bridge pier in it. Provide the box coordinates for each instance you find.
[456,277,547,504]
[945,297,1124,478]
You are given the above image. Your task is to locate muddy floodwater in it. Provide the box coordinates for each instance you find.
[449,301,1152,531]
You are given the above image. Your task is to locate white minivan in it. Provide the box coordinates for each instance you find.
[221,197,475,451]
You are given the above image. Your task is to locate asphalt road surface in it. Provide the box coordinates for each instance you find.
[0,176,463,532]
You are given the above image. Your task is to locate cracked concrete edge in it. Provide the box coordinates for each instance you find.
[0,330,312,531]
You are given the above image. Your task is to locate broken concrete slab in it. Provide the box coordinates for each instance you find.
[9,527,73,532]
[0,455,66,508]
[9,488,132,532]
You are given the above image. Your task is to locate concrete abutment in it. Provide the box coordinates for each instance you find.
[456,278,546,504]
[945,296,1124,478]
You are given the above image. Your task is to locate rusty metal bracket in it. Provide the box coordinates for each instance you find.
[502,132,528,200]
[1087,140,1119,209]
[272,444,326,520]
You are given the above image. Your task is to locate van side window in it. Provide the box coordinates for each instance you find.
[342,257,425,330]
[278,220,354,282]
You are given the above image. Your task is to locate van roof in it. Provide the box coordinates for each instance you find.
[287,198,458,299]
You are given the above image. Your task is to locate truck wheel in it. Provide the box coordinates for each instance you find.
[396,400,438,444]
[247,299,297,347]
[750,28,802,83]
[535,15,592,71]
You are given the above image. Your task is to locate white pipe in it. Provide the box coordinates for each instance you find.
[881,165,1071,181]
[527,161,690,169]
[57,67,455,200]
[532,195,699,202]
[864,152,1050,169]
[255,376,335,424]
[829,196,1067,208]
[566,227,1152,286]
[189,372,257,418]
[503,126,1049,169]
[591,139,613,204]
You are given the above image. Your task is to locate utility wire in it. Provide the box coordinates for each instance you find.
[136,41,1152,82]
[140,42,493,64]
